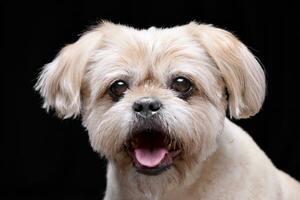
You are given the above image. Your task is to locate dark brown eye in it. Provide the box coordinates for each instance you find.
[171,77,193,98]
[109,80,128,101]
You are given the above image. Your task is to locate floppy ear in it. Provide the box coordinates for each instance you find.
[188,22,266,119]
[35,26,104,118]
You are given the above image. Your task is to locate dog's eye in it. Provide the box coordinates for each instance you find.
[171,77,192,98]
[109,80,128,101]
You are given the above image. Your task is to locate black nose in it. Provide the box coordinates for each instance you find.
[132,97,162,118]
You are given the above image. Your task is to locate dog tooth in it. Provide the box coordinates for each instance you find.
[168,143,172,150]
[131,140,137,148]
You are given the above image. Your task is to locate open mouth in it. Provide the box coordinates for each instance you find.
[126,130,181,176]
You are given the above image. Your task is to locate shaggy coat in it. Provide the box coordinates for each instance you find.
[36,22,300,200]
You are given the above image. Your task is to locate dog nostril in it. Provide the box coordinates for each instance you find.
[149,101,162,111]
[133,102,144,112]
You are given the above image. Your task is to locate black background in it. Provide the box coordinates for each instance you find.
[2,1,299,199]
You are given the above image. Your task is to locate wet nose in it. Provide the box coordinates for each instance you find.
[132,97,162,118]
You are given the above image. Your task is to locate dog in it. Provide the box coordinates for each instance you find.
[35,21,300,200]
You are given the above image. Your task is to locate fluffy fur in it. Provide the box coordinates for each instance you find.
[35,21,300,200]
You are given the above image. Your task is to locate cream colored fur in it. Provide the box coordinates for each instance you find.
[35,21,300,200]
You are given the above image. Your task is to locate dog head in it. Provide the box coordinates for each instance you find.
[35,21,265,188]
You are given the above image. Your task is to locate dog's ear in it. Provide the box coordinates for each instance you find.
[35,24,106,118]
[188,22,266,119]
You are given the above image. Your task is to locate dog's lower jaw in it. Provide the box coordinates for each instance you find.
[103,119,300,200]
[104,150,206,200]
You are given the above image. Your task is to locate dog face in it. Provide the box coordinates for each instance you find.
[35,21,265,185]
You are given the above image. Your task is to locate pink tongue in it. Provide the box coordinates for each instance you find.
[134,148,168,167]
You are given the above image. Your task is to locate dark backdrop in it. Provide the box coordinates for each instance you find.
[2,1,299,199]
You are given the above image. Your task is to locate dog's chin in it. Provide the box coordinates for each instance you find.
[124,129,181,176]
